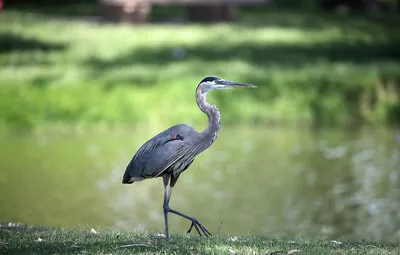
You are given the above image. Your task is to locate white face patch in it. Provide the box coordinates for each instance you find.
[199,81,217,94]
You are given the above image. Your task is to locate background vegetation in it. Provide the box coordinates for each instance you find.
[0,1,399,130]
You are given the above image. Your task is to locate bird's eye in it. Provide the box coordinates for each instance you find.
[175,135,184,140]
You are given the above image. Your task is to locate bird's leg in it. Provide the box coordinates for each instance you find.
[163,174,212,237]
[162,174,171,240]
[166,207,211,237]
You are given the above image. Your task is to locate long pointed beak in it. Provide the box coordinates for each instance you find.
[216,79,257,89]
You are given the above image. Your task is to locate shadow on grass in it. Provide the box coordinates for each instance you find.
[85,41,400,69]
[0,33,66,54]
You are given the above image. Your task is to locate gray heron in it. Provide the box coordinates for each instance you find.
[122,76,257,240]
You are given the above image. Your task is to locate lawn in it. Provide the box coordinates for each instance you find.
[0,7,400,129]
[1,223,399,255]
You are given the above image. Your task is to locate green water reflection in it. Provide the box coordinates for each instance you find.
[0,126,399,241]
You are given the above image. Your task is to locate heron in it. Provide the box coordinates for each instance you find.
[122,76,257,240]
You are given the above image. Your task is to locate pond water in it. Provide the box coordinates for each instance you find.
[0,125,399,241]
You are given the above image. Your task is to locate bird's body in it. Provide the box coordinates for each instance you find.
[122,124,199,183]
[122,76,256,240]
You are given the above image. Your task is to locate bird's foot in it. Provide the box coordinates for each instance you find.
[186,219,211,237]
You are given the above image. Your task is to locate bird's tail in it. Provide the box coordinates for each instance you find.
[122,170,134,184]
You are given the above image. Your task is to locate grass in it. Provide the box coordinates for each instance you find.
[1,223,400,255]
[0,6,400,129]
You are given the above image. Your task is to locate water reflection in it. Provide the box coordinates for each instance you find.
[0,126,399,241]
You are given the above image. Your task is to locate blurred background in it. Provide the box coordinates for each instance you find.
[0,0,399,242]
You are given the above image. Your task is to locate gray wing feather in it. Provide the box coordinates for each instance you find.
[123,131,187,182]
[136,140,184,177]
[131,135,174,163]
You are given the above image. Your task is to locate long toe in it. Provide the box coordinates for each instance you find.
[187,220,211,237]
[198,222,211,237]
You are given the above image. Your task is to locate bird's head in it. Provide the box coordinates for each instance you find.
[197,76,257,94]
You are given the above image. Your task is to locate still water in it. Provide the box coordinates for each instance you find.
[0,125,399,241]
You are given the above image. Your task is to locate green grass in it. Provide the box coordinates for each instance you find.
[1,223,399,255]
[0,8,400,129]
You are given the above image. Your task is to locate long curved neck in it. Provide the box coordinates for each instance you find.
[196,89,221,149]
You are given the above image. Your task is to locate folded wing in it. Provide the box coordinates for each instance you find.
[122,132,186,183]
